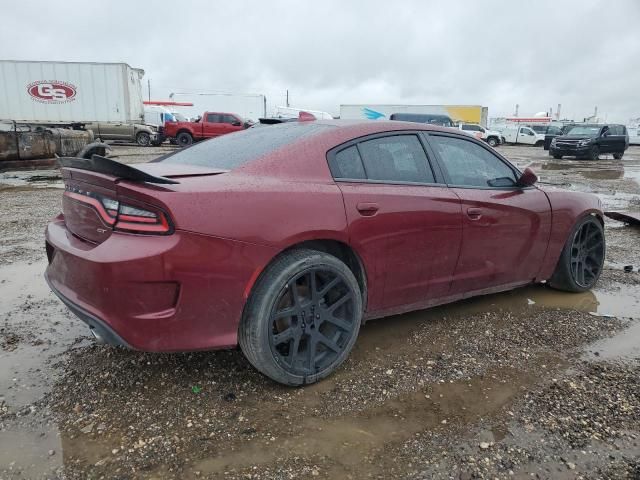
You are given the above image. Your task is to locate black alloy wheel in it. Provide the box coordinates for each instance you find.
[268,266,358,376]
[239,249,362,385]
[569,220,605,288]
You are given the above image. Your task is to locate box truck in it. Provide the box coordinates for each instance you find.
[168,92,267,123]
[339,104,489,127]
[0,60,147,163]
[0,60,145,125]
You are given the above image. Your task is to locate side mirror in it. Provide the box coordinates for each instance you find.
[232,121,242,126]
[517,167,538,187]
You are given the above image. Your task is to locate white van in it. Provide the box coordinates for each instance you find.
[501,126,545,146]
[143,106,177,128]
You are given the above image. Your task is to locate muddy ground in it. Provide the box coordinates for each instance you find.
[0,144,639,479]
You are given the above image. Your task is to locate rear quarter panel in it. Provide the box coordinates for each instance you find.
[537,187,603,280]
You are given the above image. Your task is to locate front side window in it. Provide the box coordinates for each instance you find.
[429,135,518,188]
[357,135,435,183]
[223,115,239,124]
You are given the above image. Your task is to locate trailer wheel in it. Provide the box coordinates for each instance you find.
[136,132,151,147]
[177,132,193,147]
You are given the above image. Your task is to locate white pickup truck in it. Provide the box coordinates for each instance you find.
[500,126,546,146]
[456,124,503,147]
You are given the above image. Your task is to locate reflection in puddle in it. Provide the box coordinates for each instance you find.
[193,368,538,477]
[585,320,640,361]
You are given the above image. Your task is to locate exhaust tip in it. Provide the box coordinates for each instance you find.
[89,327,106,345]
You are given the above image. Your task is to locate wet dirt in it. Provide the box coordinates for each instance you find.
[1,145,639,479]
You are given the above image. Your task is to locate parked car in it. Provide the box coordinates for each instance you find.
[85,122,160,147]
[501,126,546,146]
[549,124,629,160]
[456,123,502,147]
[543,125,569,150]
[45,121,605,385]
[389,112,454,127]
[163,112,249,146]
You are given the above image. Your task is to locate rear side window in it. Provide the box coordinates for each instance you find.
[429,135,517,188]
[206,113,221,123]
[161,122,331,169]
[358,135,435,183]
[329,146,366,179]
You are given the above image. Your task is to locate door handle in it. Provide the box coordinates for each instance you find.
[466,207,483,220]
[356,202,379,216]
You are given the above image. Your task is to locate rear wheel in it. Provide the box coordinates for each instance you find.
[613,152,624,160]
[487,137,498,147]
[239,249,362,386]
[549,216,605,293]
[535,140,544,147]
[176,132,193,147]
[136,131,151,147]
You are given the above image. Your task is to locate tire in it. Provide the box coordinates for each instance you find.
[136,131,151,147]
[487,137,498,147]
[549,215,605,293]
[589,145,600,160]
[552,153,562,159]
[176,132,193,147]
[535,140,544,147]
[613,152,624,160]
[239,249,363,386]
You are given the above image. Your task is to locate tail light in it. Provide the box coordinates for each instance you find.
[64,185,172,235]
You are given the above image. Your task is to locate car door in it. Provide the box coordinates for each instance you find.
[518,127,536,145]
[328,133,463,312]
[203,113,223,138]
[426,133,552,296]
[599,125,616,154]
[220,114,244,135]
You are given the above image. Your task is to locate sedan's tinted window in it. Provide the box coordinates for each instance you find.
[329,146,366,179]
[357,135,434,183]
[161,123,331,169]
[430,135,517,188]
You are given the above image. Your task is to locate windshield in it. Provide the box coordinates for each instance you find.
[566,126,601,136]
[160,122,332,169]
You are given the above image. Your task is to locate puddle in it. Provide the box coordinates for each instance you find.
[0,261,87,407]
[0,169,63,190]
[191,367,539,478]
[584,320,640,361]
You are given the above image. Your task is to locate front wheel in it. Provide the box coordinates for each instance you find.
[239,249,363,386]
[552,153,562,159]
[136,131,151,147]
[549,216,605,293]
[487,137,498,147]
[589,145,600,160]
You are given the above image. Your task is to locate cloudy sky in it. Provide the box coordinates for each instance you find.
[1,0,639,122]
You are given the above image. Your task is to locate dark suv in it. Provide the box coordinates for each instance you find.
[549,124,629,160]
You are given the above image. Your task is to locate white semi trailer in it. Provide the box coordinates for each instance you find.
[0,60,146,125]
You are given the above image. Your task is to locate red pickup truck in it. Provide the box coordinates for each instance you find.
[164,112,247,146]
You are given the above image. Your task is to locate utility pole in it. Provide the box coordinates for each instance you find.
[286,89,289,108]
[514,104,519,117]
[148,79,151,102]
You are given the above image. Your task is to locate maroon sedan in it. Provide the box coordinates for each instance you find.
[45,121,605,385]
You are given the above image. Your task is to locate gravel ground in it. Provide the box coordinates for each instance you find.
[0,144,639,479]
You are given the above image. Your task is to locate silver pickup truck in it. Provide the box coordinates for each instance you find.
[85,122,160,146]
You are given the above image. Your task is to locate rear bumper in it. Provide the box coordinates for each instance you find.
[45,274,131,347]
[45,217,277,352]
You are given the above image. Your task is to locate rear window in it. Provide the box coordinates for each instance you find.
[160,123,331,169]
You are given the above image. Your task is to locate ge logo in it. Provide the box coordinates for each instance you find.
[27,81,77,103]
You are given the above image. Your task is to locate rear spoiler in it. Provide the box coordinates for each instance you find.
[58,155,179,185]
